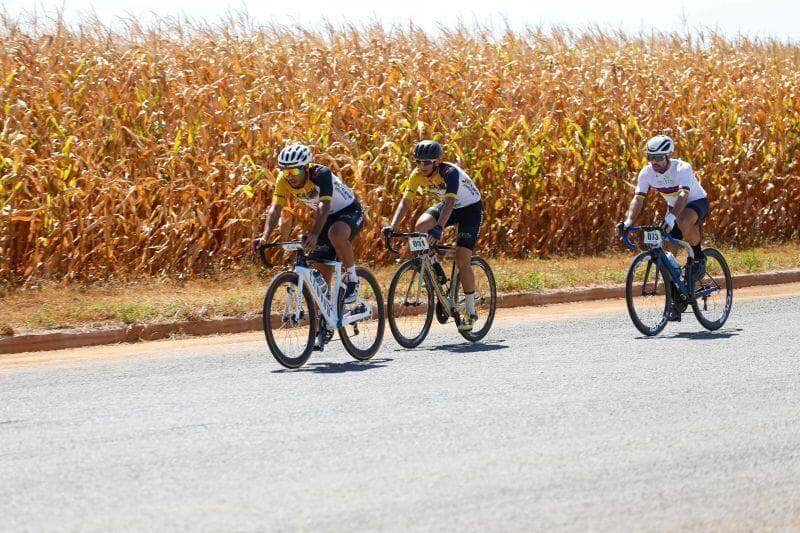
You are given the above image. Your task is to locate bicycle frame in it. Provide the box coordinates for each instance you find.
[415,251,461,317]
[621,225,696,297]
[262,243,373,329]
[387,232,463,318]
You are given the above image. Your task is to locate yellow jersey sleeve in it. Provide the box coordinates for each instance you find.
[401,169,423,200]
[272,175,289,206]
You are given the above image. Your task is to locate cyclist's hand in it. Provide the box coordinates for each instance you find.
[427,225,443,244]
[381,226,393,239]
[302,232,318,255]
[662,213,676,232]
[252,236,266,255]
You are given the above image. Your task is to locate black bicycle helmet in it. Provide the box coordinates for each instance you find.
[413,140,443,160]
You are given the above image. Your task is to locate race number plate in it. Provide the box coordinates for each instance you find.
[408,236,430,251]
[281,243,304,251]
[643,230,662,246]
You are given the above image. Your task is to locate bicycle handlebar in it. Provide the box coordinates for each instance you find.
[382,231,452,255]
[619,225,694,259]
[256,240,304,267]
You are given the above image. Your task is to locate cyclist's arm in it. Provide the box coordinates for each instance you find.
[625,171,649,225]
[261,203,282,240]
[390,197,411,231]
[309,200,331,238]
[436,196,456,228]
[670,190,689,217]
[436,165,460,228]
[624,194,646,225]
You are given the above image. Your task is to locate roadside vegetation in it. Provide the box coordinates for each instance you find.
[2,18,800,285]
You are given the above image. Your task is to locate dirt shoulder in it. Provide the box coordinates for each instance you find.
[2,243,799,336]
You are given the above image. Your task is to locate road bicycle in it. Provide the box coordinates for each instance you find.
[620,225,733,336]
[383,231,496,348]
[257,241,385,368]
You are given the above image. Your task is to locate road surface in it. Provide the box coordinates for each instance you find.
[2,284,800,531]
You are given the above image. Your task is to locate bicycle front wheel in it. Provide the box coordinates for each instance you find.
[387,259,435,348]
[452,256,497,342]
[263,271,316,369]
[691,247,733,330]
[625,251,671,336]
[338,267,386,361]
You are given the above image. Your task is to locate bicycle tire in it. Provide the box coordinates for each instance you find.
[691,247,734,330]
[338,267,386,360]
[387,259,435,348]
[625,251,672,336]
[263,271,316,369]
[452,256,497,342]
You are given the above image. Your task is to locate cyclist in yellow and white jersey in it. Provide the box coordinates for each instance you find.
[255,143,364,309]
[382,140,484,332]
[619,135,710,316]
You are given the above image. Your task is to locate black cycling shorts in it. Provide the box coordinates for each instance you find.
[669,197,710,240]
[310,201,364,262]
[425,200,483,250]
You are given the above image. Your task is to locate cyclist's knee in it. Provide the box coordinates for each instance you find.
[455,246,472,264]
[677,210,698,231]
[328,222,351,244]
[415,215,436,232]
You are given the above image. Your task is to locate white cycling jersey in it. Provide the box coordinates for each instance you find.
[635,158,707,207]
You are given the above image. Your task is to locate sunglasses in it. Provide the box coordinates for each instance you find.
[415,159,436,166]
[647,154,668,162]
[280,167,303,176]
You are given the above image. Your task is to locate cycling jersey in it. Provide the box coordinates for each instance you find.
[272,164,356,214]
[402,162,481,209]
[635,158,707,207]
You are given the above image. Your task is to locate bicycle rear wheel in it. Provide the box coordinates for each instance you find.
[452,256,497,342]
[625,251,671,336]
[691,247,733,330]
[263,271,316,368]
[338,267,386,361]
[387,259,435,348]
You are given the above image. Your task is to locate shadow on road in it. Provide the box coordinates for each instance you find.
[396,340,508,354]
[272,358,393,374]
[638,328,743,340]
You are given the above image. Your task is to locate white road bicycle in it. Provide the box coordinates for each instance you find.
[257,241,385,368]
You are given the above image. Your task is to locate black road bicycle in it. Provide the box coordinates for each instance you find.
[620,225,733,336]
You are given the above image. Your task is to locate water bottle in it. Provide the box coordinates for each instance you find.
[663,251,682,280]
[311,269,328,296]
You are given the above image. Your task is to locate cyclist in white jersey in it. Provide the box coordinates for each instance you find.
[382,140,484,332]
[619,135,711,317]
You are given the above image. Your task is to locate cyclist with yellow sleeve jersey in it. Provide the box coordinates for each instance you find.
[255,143,364,307]
[382,140,484,332]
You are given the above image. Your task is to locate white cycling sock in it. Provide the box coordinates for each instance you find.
[465,291,476,315]
[345,266,357,283]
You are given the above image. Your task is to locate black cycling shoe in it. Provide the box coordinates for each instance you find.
[691,254,707,282]
[668,306,682,322]
[313,320,334,351]
[343,280,360,304]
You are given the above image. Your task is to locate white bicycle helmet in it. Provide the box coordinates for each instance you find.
[278,143,312,168]
[645,135,675,156]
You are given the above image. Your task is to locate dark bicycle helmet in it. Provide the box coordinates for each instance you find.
[413,140,443,160]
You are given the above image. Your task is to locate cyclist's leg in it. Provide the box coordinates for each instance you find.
[328,203,364,302]
[453,202,483,322]
[414,203,441,233]
[676,208,700,246]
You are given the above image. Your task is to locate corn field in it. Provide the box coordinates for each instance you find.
[2,17,800,285]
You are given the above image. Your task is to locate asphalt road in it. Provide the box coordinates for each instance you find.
[2,291,800,531]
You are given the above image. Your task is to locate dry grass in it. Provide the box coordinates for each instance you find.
[1,18,800,286]
[2,242,798,333]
